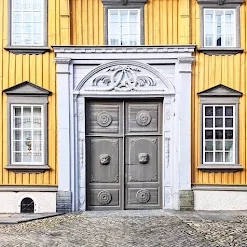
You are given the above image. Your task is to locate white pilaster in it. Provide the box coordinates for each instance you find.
[55,58,71,192]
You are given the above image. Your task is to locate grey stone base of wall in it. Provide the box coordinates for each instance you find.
[179,190,194,211]
[56,191,72,213]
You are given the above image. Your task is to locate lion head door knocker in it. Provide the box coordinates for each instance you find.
[99,154,110,165]
[25,136,32,151]
[138,153,149,164]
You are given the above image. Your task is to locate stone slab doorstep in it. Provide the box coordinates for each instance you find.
[0,213,64,224]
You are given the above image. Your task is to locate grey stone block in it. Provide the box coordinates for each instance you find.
[179,190,194,211]
[56,191,72,213]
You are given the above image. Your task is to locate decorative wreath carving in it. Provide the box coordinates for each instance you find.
[136,110,152,126]
[136,189,150,203]
[97,190,112,205]
[97,111,113,127]
[99,154,110,165]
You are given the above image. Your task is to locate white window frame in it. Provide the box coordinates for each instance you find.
[11,0,44,46]
[203,105,235,165]
[204,8,236,48]
[108,9,141,45]
[11,104,44,165]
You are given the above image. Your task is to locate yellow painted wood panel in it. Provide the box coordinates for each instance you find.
[0,0,62,186]
[191,0,247,185]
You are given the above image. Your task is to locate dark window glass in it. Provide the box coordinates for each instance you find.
[205,118,213,127]
[215,130,223,139]
[215,118,223,127]
[225,130,233,139]
[205,130,213,139]
[225,106,233,116]
[205,106,213,116]
[215,106,223,116]
[21,197,34,213]
[225,118,233,127]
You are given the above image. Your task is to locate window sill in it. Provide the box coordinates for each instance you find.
[4,46,51,55]
[5,165,50,173]
[197,47,244,55]
[197,164,243,172]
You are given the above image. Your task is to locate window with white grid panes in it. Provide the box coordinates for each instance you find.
[108,9,140,45]
[11,105,43,164]
[204,9,236,47]
[203,105,235,164]
[12,0,44,46]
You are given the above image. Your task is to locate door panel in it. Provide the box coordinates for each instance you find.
[125,102,162,134]
[86,137,123,210]
[86,102,123,135]
[125,136,162,209]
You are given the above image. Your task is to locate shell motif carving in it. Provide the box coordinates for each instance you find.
[99,154,110,165]
[136,110,152,126]
[136,189,150,203]
[97,190,112,205]
[138,153,149,164]
[97,111,112,127]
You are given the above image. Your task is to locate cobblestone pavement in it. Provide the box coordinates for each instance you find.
[0,210,247,247]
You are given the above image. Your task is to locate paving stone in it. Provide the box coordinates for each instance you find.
[0,210,247,246]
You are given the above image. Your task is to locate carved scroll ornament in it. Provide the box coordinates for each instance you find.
[92,66,156,92]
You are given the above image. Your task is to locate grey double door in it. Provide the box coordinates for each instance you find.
[86,99,162,210]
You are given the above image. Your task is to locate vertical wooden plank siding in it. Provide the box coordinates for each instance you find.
[191,0,247,185]
[0,0,72,186]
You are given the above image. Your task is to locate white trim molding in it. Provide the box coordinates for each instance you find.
[53,45,196,211]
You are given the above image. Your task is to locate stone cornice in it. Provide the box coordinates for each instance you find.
[54,57,72,64]
[52,45,196,54]
[178,57,195,64]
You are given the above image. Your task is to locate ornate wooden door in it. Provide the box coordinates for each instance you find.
[86,100,162,210]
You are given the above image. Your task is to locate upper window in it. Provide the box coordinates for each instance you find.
[3,81,51,173]
[198,84,243,172]
[12,0,44,46]
[204,9,235,47]
[102,0,147,45]
[5,0,49,54]
[196,0,244,55]
[108,9,140,45]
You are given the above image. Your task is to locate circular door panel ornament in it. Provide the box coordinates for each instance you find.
[97,111,113,127]
[97,190,112,205]
[136,189,150,203]
[136,111,152,126]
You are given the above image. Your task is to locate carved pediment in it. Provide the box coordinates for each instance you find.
[198,84,242,97]
[3,81,51,96]
[74,61,175,94]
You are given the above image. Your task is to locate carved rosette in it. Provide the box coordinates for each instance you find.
[138,153,149,164]
[136,189,150,203]
[136,110,152,126]
[97,190,112,205]
[97,111,112,127]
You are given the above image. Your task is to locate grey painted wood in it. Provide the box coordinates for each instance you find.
[86,100,162,210]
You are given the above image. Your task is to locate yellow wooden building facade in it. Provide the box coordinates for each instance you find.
[0,0,246,212]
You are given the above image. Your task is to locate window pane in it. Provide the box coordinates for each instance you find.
[14,153,22,162]
[121,35,129,45]
[109,36,119,45]
[33,12,42,22]
[205,130,213,139]
[13,0,22,10]
[225,118,233,127]
[120,10,128,22]
[205,141,213,151]
[215,106,223,116]
[215,152,223,162]
[33,153,42,162]
[205,35,213,46]
[130,36,138,45]
[109,10,118,22]
[14,141,22,152]
[225,130,233,139]
[215,130,223,139]
[129,24,137,35]
[23,153,32,162]
[205,152,213,162]
[225,106,233,116]
[216,36,221,46]
[109,23,118,35]
[129,10,138,22]
[12,35,22,45]
[121,23,128,35]
[13,130,22,140]
[216,141,223,150]
[23,117,31,128]
[33,0,42,10]
[23,107,31,116]
[13,12,22,22]
[205,118,213,127]
[225,152,233,162]
[33,130,42,140]
[225,141,233,151]
[215,118,223,127]
[32,141,42,152]
[23,0,33,10]
[205,106,213,116]
[14,107,21,116]
[14,118,21,128]
[23,12,32,22]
